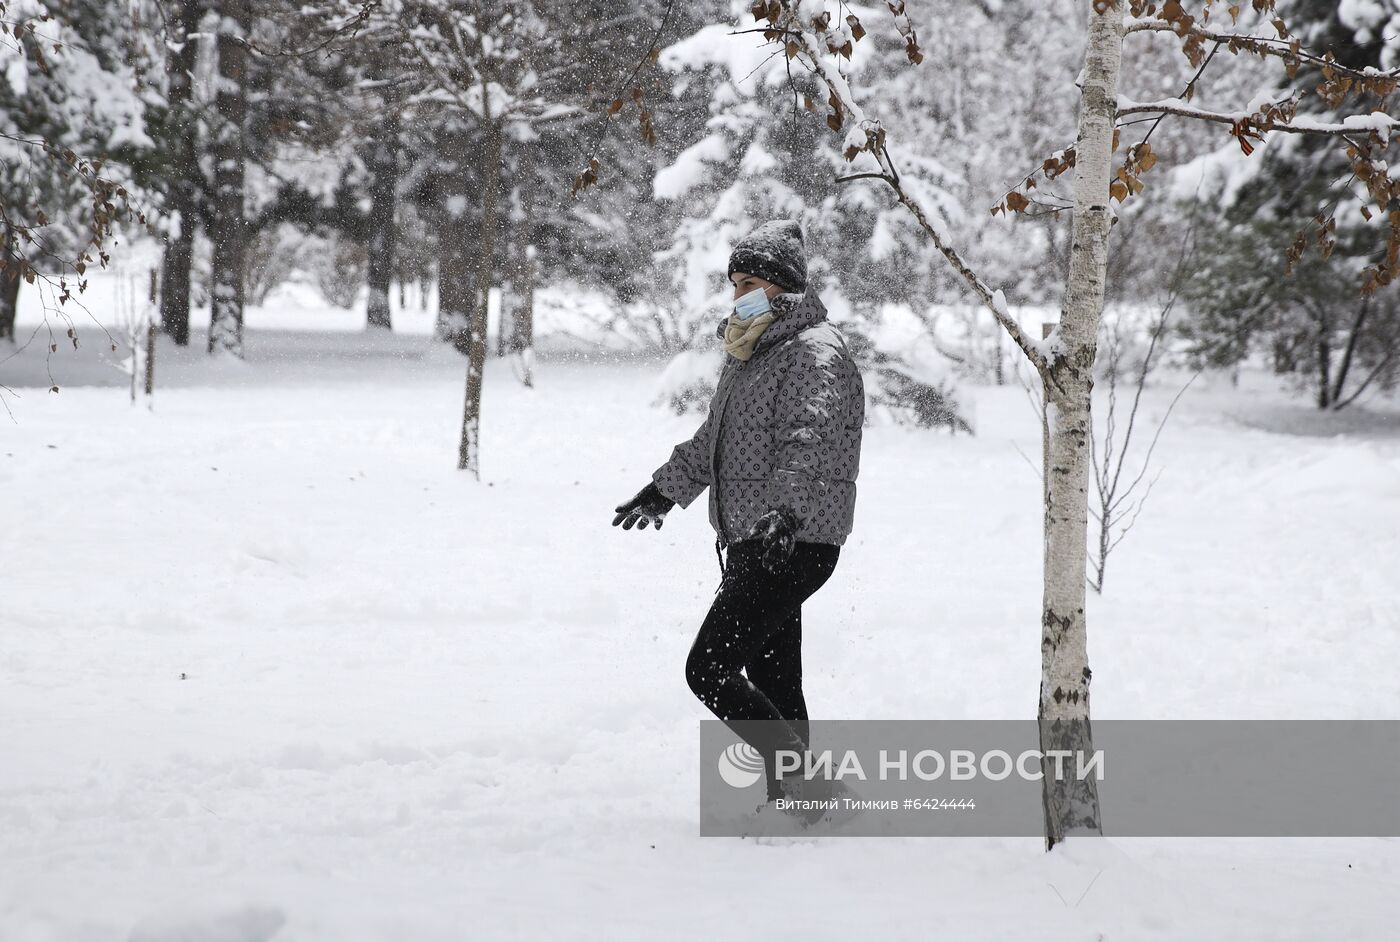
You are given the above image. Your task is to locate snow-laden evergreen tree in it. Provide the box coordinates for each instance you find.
[833,2,1078,315]
[1174,0,1400,408]
[0,0,148,342]
[144,0,373,349]
[651,3,955,421]
[266,1,426,332]
[821,0,1084,391]
[370,0,557,473]
[518,0,697,343]
[649,1,1080,422]
[650,7,832,348]
[338,0,651,471]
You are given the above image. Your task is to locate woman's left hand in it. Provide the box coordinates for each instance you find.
[746,508,800,572]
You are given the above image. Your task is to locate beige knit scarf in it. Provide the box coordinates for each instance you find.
[722,311,777,361]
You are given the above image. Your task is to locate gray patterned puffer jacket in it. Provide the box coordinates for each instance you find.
[651,288,865,549]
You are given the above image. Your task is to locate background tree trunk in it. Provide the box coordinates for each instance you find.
[0,223,19,341]
[515,243,535,388]
[159,0,200,347]
[504,200,526,358]
[364,95,400,330]
[1039,0,1122,850]
[1331,298,1369,406]
[207,0,250,357]
[497,185,525,359]
[435,125,475,352]
[1317,315,1333,409]
[458,93,501,476]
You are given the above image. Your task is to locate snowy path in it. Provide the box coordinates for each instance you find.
[3,334,1399,939]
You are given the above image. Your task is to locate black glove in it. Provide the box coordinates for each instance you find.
[613,481,676,531]
[746,507,800,571]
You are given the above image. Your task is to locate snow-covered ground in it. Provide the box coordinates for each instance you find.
[3,296,1399,940]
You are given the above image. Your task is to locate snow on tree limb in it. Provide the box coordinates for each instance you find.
[1117,94,1398,137]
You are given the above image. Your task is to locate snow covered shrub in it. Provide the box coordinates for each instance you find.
[931,303,1026,387]
[1096,304,1183,386]
[653,348,724,415]
[1174,207,1400,410]
[0,0,149,340]
[243,224,303,307]
[615,299,720,354]
[866,363,973,434]
[308,234,367,310]
[845,307,974,433]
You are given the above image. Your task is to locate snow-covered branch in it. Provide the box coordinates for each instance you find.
[1117,95,1398,137]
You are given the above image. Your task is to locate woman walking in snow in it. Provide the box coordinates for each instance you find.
[612,219,865,807]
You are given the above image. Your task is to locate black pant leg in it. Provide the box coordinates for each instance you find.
[686,540,839,799]
[745,606,809,749]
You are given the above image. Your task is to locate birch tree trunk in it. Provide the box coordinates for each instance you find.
[458,86,501,475]
[207,0,249,357]
[159,0,200,347]
[1038,0,1123,849]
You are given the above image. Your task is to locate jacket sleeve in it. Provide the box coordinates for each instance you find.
[766,344,862,524]
[651,399,717,510]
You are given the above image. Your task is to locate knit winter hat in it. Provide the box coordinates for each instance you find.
[727,219,807,295]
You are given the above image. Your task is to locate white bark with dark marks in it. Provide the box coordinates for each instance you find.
[1038,0,1123,849]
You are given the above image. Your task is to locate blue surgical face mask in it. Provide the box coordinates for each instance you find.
[733,287,771,321]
